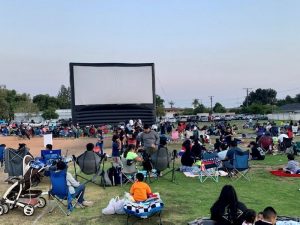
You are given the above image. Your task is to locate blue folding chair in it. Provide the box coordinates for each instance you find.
[0,145,5,168]
[49,170,82,216]
[231,151,251,181]
[40,149,62,165]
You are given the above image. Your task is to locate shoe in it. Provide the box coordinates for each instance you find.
[75,203,85,209]
[82,200,94,207]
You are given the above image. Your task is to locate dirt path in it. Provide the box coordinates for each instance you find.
[0,136,112,157]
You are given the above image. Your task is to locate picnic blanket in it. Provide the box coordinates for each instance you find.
[124,196,164,218]
[270,170,300,177]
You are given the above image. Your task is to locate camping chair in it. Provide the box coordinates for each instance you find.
[120,156,137,186]
[124,198,164,225]
[281,138,294,154]
[171,130,179,142]
[49,169,82,216]
[40,149,62,165]
[73,151,106,187]
[0,145,4,168]
[230,151,250,181]
[199,152,220,183]
[151,148,178,184]
[294,142,300,154]
[4,147,30,178]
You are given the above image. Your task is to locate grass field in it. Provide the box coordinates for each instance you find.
[1,121,300,225]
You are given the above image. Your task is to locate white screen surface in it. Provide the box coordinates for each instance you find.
[73,65,153,105]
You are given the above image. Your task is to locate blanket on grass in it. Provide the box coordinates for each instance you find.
[270,170,300,177]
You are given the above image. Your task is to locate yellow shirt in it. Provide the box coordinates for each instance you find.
[130,181,152,202]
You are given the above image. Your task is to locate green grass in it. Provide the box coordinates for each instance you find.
[2,153,299,225]
[1,120,300,225]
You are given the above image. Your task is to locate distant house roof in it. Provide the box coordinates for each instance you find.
[280,103,300,112]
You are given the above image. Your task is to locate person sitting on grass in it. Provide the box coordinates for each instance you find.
[283,154,300,174]
[181,139,195,167]
[210,185,247,225]
[242,209,257,225]
[123,144,143,164]
[56,160,94,208]
[255,207,277,225]
[130,173,152,202]
[248,141,265,160]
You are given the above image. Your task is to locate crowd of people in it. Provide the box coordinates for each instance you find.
[0,117,299,224]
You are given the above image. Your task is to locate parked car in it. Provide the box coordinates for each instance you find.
[200,116,209,122]
[213,116,221,121]
[167,117,177,123]
[224,115,233,121]
[187,115,199,122]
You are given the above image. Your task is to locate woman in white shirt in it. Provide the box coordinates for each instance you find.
[56,161,93,208]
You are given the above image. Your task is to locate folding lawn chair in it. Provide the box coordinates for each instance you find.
[230,151,251,181]
[281,137,294,154]
[199,152,220,183]
[49,169,82,216]
[124,198,164,225]
[4,147,30,178]
[120,156,137,186]
[0,145,5,168]
[294,142,300,154]
[40,149,62,165]
[73,151,106,187]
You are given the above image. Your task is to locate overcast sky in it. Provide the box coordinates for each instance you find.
[1,0,300,108]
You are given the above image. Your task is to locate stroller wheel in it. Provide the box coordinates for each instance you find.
[8,204,15,210]
[23,205,34,216]
[0,205,4,216]
[37,197,47,208]
[2,204,9,214]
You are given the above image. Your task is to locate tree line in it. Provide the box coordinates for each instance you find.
[0,85,71,121]
[1,86,299,120]
[156,88,300,116]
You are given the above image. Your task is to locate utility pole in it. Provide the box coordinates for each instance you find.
[243,88,252,107]
[209,96,214,114]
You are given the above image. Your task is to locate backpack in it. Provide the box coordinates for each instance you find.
[107,166,121,186]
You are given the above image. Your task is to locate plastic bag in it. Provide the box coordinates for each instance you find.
[114,197,125,214]
[102,197,116,215]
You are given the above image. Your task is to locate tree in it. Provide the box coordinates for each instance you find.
[182,108,194,115]
[33,94,58,111]
[42,108,59,120]
[0,98,9,120]
[295,94,300,103]
[192,99,200,109]
[169,101,175,109]
[57,85,71,109]
[155,95,165,117]
[213,102,226,113]
[193,104,208,114]
[241,103,274,114]
[243,88,277,106]
[14,101,39,120]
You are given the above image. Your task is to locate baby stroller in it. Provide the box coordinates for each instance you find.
[0,156,47,216]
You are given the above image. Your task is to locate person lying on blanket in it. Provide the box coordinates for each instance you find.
[283,154,300,174]
[130,173,153,202]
